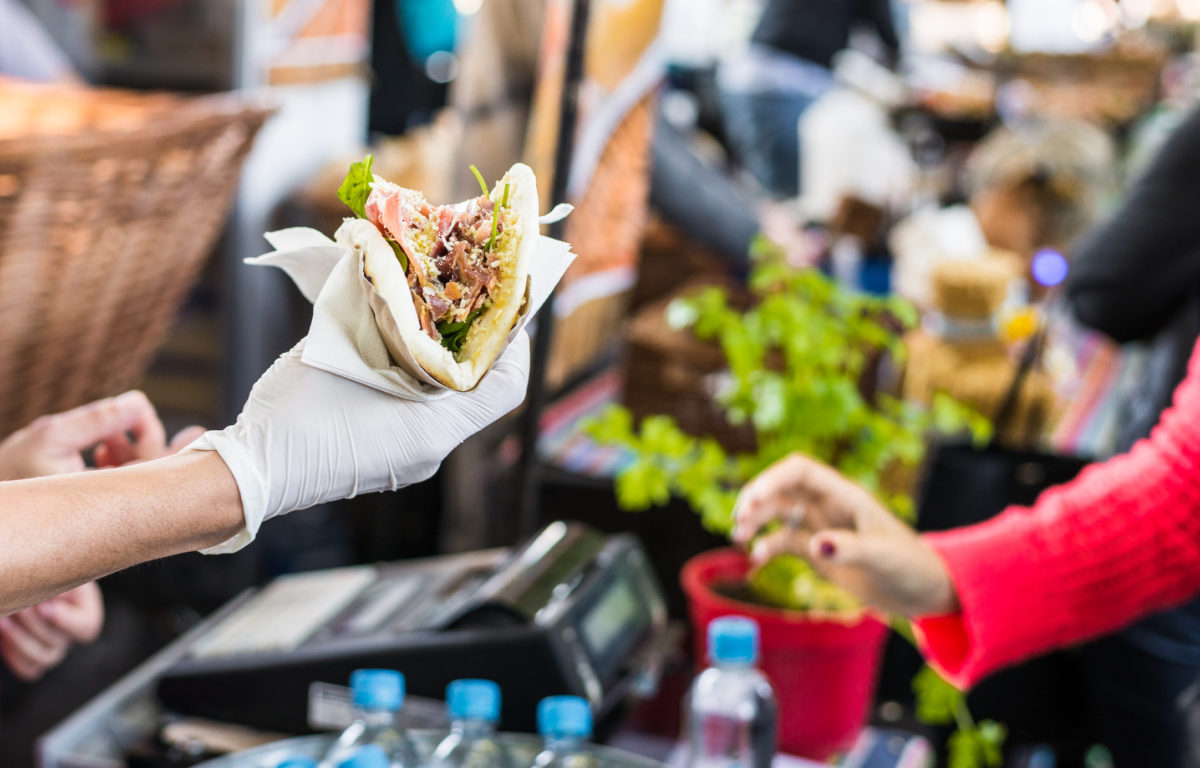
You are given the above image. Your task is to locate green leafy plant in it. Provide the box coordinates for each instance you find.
[584,237,1000,765]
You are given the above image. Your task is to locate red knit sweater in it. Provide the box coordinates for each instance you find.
[913,338,1200,689]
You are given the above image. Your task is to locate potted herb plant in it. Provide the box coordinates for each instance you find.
[586,240,1003,764]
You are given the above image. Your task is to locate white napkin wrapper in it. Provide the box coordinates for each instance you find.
[248,224,576,399]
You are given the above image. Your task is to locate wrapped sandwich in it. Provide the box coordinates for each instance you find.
[333,157,538,391]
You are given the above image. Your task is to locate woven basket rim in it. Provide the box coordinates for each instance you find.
[0,92,276,158]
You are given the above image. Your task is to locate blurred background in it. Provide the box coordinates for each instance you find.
[7,0,1200,765]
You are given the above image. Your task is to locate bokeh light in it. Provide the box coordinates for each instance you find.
[1032,248,1070,287]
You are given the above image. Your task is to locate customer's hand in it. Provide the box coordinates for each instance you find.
[192,332,531,552]
[733,453,959,617]
[0,583,103,681]
[0,391,204,480]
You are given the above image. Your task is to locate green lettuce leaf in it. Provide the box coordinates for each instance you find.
[337,155,374,219]
[436,307,487,354]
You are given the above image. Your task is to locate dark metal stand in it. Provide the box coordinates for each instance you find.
[513,0,593,540]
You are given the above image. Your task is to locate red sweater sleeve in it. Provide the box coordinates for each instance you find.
[912,339,1200,689]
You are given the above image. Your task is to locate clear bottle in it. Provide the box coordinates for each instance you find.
[533,696,597,768]
[336,744,390,768]
[430,679,514,768]
[321,669,418,768]
[686,616,777,768]
[277,758,319,768]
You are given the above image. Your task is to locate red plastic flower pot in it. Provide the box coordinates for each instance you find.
[681,548,889,761]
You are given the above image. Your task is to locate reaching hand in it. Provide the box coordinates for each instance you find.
[0,583,103,681]
[0,392,201,681]
[192,332,532,552]
[0,391,203,480]
[733,452,960,618]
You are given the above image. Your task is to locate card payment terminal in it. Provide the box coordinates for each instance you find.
[156,522,668,734]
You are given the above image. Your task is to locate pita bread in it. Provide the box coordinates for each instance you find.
[335,163,538,391]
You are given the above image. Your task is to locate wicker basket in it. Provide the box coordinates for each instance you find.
[622,281,756,454]
[0,80,272,437]
[631,215,731,312]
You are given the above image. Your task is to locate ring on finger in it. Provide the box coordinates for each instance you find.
[785,503,805,531]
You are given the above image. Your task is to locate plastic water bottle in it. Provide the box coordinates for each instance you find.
[533,696,596,768]
[277,758,319,768]
[336,745,391,768]
[430,679,514,768]
[686,616,777,768]
[321,669,418,768]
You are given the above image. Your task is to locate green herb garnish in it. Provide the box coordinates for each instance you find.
[486,182,510,252]
[337,154,374,219]
[337,154,409,270]
[387,239,408,271]
[469,164,489,197]
[436,307,487,354]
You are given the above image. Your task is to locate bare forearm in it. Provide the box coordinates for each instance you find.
[0,452,243,613]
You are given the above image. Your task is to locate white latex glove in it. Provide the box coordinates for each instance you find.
[190,332,530,553]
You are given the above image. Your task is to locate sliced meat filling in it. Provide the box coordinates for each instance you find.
[366,184,505,346]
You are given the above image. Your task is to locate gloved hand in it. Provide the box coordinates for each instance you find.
[190,332,530,553]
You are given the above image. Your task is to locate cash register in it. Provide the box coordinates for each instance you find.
[151,522,667,735]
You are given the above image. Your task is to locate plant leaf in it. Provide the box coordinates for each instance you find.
[615,458,671,510]
[337,155,374,219]
[912,665,961,726]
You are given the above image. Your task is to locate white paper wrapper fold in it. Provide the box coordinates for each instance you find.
[249,226,575,399]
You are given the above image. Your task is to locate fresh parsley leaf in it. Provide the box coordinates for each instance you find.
[912,665,961,726]
[948,722,1006,768]
[337,155,374,219]
[616,457,671,510]
[436,307,486,354]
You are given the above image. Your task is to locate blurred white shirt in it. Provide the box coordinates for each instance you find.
[0,0,75,81]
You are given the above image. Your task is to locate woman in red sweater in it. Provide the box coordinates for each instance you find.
[732,335,1200,689]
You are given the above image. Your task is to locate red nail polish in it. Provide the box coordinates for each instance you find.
[819,540,836,558]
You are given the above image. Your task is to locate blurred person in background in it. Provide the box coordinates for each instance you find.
[0,395,203,680]
[717,0,899,199]
[1058,102,1200,766]
[0,393,200,713]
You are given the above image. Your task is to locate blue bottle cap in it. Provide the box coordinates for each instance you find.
[350,669,405,711]
[708,616,759,665]
[537,696,593,739]
[277,759,319,768]
[337,744,389,768]
[446,679,502,721]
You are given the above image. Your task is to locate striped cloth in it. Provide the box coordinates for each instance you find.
[537,367,635,476]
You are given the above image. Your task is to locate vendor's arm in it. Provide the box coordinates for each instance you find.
[0,452,241,613]
[1067,105,1200,342]
[734,340,1200,688]
[0,334,529,615]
